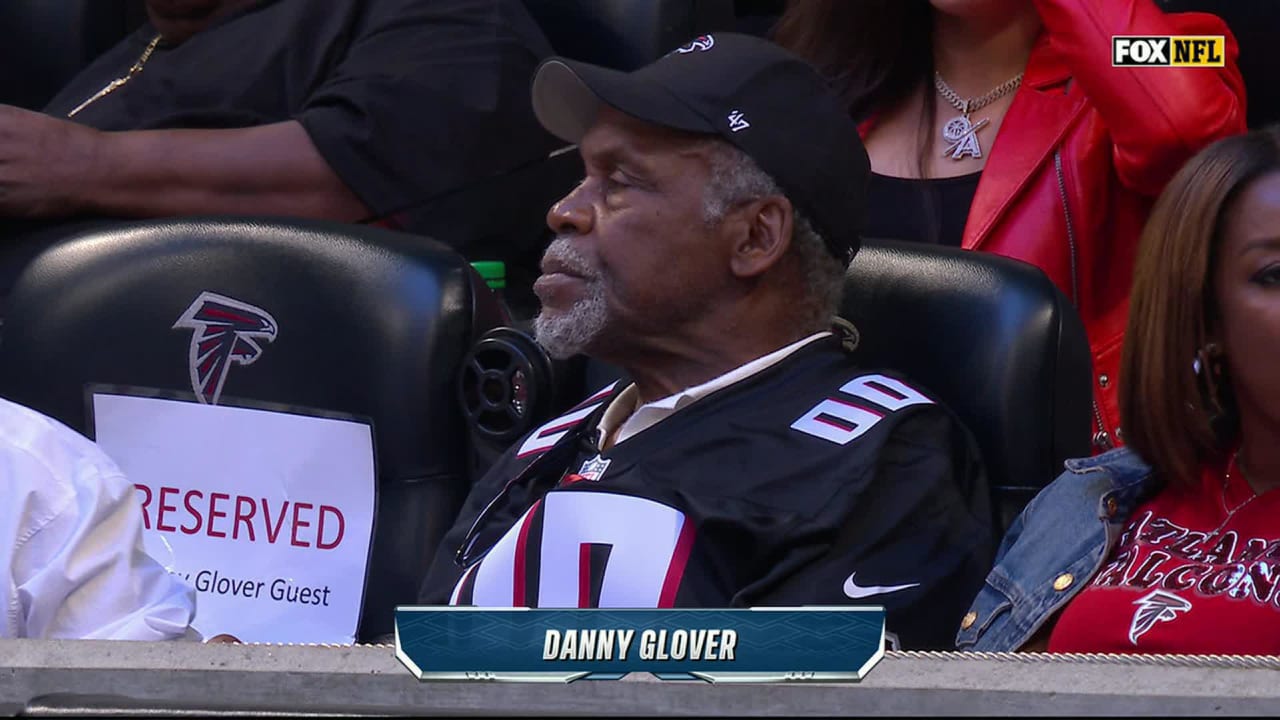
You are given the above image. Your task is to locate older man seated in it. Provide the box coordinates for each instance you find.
[418,34,994,651]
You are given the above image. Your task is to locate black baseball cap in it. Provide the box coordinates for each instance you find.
[531,32,870,263]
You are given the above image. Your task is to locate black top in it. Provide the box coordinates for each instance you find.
[420,337,994,650]
[862,171,982,247]
[42,0,560,226]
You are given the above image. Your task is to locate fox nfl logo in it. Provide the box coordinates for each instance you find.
[1112,36,1224,67]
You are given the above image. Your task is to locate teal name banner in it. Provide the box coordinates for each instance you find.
[394,606,885,683]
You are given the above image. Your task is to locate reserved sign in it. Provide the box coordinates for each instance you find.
[92,393,376,644]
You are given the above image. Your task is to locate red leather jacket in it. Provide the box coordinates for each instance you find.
[861,0,1246,452]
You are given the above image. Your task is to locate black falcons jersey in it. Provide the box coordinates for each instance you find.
[420,337,994,649]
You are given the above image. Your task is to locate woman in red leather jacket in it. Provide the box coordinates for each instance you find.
[775,0,1246,453]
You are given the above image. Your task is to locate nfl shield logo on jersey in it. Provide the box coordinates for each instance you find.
[578,455,612,481]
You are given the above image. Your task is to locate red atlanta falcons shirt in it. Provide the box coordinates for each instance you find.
[1050,456,1280,654]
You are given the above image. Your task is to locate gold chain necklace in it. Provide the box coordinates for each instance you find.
[67,34,163,118]
[934,71,1023,161]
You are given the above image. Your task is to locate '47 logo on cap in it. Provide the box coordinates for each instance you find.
[674,35,715,54]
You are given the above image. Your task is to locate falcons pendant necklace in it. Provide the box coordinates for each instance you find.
[934,72,1023,160]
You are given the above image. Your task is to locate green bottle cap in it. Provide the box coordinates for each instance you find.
[471,260,506,290]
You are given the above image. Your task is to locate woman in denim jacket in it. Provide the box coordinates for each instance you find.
[957,126,1280,654]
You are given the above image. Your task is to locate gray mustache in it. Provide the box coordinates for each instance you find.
[542,236,597,280]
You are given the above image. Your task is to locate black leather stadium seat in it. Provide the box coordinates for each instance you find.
[0,217,505,642]
[842,239,1093,530]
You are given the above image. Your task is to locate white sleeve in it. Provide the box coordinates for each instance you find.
[9,447,196,641]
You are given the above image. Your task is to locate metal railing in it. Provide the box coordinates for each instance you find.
[3,639,1279,716]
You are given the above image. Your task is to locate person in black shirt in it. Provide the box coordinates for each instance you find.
[419,33,995,650]
[0,0,558,293]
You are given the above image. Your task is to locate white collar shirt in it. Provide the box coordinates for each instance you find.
[596,332,832,450]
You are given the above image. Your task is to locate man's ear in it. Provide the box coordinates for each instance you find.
[727,194,793,279]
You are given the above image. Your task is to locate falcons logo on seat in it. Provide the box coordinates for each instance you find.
[173,291,278,405]
[1129,589,1193,645]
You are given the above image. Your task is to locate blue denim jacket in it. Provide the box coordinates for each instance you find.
[955,447,1159,651]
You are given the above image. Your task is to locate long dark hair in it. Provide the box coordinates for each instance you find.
[773,0,941,240]
[773,0,933,124]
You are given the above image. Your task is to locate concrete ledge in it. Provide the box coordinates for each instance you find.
[0,640,1276,716]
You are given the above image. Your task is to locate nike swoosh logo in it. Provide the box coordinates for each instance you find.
[842,573,920,600]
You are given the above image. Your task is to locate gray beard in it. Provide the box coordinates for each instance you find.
[533,285,609,360]
[533,237,610,359]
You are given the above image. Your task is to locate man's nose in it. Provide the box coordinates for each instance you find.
[546,179,593,236]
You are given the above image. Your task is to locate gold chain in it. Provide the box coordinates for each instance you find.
[67,34,163,118]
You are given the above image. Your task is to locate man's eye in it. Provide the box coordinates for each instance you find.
[604,173,630,192]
